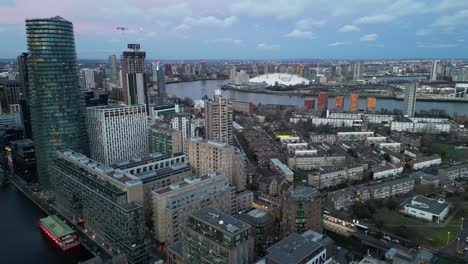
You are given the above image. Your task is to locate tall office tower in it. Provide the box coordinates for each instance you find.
[335,96,344,110]
[349,93,359,112]
[403,82,417,117]
[204,92,233,145]
[86,105,148,165]
[17,53,29,97]
[367,97,377,112]
[51,150,149,263]
[199,61,207,78]
[164,64,173,79]
[107,54,118,81]
[80,68,97,89]
[430,60,438,82]
[156,63,167,105]
[26,16,88,187]
[121,44,150,114]
[17,52,32,138]
[182,207,254,264]
[317,92,328,111]
[152,172,232,245]
[281,186,323,238]
[188,137,246,192]
[148,125,183,155]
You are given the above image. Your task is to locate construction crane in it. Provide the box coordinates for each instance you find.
[116,26,128,50]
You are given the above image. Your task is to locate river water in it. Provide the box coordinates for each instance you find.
[0,185,93,264]
[167,80,468,116]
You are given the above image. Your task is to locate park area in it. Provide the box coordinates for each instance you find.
[370,206,467,247]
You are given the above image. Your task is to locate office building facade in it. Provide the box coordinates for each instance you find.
[204,93,233,145]
[26,16,88,186]
[86,105,148,165]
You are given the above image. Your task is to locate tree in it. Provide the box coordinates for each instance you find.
[385,197,399,210]
[383,153,391,162]
[352,203,372,219]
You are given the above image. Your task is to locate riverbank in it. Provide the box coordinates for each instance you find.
[0,184,93,264]
[10,176,112,263]
[221,85,468,103]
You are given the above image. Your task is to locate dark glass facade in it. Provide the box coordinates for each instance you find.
[26,16,88,187]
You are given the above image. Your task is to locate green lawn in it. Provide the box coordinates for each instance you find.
[371,208,462,247]
[421,143,468,161]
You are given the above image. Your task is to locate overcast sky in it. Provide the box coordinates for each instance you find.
[0,0,467,59]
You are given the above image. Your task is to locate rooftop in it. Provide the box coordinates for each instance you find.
[285,185,321,202]
[40,215,74,238]
[237,208,274,226]
[250,73,310,86]
[153,172,224,195]
[265,233,322,264]
[192,207,251,235]
[59,150,141,187]
[404,195,450,216]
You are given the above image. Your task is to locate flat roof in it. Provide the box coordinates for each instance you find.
[192,207,251,235]
[266,234,322,264]
[40,215,74,238]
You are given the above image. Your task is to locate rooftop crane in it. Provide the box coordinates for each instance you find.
[116,26,128,50]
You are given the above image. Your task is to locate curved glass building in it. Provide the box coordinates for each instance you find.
[26,16,88,187]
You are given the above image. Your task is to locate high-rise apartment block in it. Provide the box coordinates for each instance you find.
[188,137,246,192]
[169,113,198,152]
[121,44,150,114]
[86,105,148,165]
[281,186,323,237]
[430,60,438,82]
[26,16,88,186]
[80,68,99,89]
[204,93,233,145]
[183,207,254,264]
[317,92,328,111]
[152,172,232,245]
[403,83,417,117]
[107,54,118,81]
[51,150,148,263]
[350,93,359,112]
[334,96,344,110]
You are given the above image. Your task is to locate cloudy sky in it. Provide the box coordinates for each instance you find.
[0,0,467,59]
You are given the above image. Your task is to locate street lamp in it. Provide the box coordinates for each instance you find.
[457,237,460,252]
[447,231,451,245]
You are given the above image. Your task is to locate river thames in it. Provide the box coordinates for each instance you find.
[167,80,468,116]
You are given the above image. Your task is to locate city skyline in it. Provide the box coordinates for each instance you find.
[0,0,467,59]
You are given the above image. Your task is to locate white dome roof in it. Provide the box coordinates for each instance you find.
[249,73,310,86]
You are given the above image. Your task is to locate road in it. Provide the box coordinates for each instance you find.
[439,218,468,261]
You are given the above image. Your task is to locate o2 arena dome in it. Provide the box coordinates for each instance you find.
[249,73,310,86]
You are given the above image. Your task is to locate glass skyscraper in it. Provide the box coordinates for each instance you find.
[26,16,88,187]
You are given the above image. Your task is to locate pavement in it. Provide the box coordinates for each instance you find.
[439,218,468,261]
